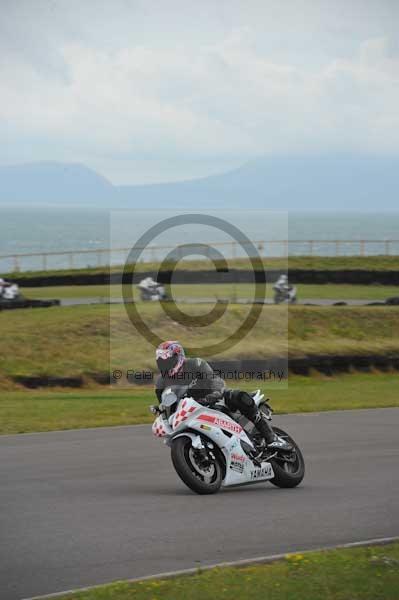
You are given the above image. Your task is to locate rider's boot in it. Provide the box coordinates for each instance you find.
[254,411,293,452]
[223,389,293,453]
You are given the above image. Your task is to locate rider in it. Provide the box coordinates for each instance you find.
[274,274,290,292]
[138,276,167,300]
[0,278,16,299]
[155,340,292,451]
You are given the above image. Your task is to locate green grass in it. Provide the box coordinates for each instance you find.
[23,284,114,299]
[21,282,399,301]
[1,303,399,383]
[44,541,399,600]
[1,373,399,434]
[296,283,399,300]
[3,254,399,282]
[0,304,109,379]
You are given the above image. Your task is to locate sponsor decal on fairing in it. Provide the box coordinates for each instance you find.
[230,460,245,474]
[197,414,242,434]
[231,452,246,462]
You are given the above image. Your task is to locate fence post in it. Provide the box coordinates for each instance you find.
[232,241,237,259]
[13,255,20,272]
[360,240,365,256]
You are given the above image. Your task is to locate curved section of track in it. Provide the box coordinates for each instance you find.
[60,297,385,306]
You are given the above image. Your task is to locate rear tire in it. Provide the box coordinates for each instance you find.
[269,427,305,488]
[171,436,223,495]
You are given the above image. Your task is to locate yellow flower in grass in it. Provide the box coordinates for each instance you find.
[286,553,305,562]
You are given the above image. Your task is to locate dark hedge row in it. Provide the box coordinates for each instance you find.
[14,268,399,287]
[12,353,399,388]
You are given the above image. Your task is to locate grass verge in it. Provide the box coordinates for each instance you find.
[1,373,399,434]
[1,304,399,382]
[21,282,399,301]
[44,541,399,600]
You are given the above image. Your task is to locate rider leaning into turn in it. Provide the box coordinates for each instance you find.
[155,340,292,452]
[274,274,291,291]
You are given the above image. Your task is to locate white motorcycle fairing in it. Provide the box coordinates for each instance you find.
[152,393,275,487]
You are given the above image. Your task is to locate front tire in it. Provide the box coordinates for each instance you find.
[171,436,223,495]
[269,427,305,488]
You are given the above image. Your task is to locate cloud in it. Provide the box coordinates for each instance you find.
[1,1,399,182]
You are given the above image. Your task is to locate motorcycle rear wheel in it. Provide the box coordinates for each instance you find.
[171,436,223,495]
[269,426,305,488]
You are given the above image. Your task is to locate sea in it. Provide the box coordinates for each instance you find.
[0,205,399,273]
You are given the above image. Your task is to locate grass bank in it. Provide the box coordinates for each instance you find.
[44,541,399,600]
[0,304,399,383]
[1,373,399,434]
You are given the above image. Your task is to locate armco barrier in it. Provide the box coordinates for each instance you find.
[11,354,399,388]
[12,268,399,287]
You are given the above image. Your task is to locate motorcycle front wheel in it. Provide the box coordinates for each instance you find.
[171,436,223,495]
[269,426,305,488]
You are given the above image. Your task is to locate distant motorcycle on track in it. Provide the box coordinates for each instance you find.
[273,285,297,304]
[137,277,168,301]
[151,386,305,495]
[273,275,297,304]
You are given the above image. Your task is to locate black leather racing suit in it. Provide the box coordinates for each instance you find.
[155,357,275,443]
[155,357,224,404]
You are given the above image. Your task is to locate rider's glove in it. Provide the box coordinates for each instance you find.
[223,388,233,403]
[201,391,222,406]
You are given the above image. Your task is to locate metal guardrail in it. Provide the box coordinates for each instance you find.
[0,239,399,273]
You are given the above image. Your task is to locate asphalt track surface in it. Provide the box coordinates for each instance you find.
[61,297,378,306]
[1,408,398,600]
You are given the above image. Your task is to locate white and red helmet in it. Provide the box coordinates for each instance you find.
[156,341,185,376]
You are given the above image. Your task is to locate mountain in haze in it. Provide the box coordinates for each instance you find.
[118,155,399,210]
[0,162,113,203]
[1,155,398,210]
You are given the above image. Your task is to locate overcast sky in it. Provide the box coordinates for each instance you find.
[1,0,398,184]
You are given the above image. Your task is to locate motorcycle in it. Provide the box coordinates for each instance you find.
[273,285,297,304]
[0,281,21,301]
[137,282,168,301]
[151,386,305,495]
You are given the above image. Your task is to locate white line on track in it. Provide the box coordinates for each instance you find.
[22,535,399,600]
